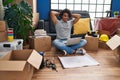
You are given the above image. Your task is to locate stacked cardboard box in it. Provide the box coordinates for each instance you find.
[25,0,39,28]
[0,21,7,42]
[32,12,40,28]
[84,35,99,51]
[0,49,42,80]
[29,36,52,52]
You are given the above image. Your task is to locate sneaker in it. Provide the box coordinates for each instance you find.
[75,48,86,55]
[63,50,67,55]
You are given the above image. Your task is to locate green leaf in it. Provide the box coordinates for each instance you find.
[4,0,33,43]
[3,0,14,6]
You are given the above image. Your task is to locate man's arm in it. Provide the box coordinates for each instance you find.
[72,14,81,24]
[50,11,59,25]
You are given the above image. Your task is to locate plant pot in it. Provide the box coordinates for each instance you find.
[114,15,118,18]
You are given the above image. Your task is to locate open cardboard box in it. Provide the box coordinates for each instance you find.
[0,49,42,80]
[106,35,120,50]
[84,35,99,51]
[106,35,120,61]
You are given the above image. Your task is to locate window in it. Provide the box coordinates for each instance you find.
[51,0,112,28]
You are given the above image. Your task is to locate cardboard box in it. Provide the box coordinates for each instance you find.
[114,46,120,61]
[116,28,120,34]
[0,21,6,31]
[0,49,42,80]
[106,35,120,61]
[84,35,99,51]
[13,0,37,12]
[106,35,120,50]
[99,41,110,49]
[32,13,39,22]
[32,21,38,28]
[117,34,120,37]
[32,13,39,27]
[98,30,110,37]
[116,28,120,37]
[0,31,7,42]
[29,36,51,52]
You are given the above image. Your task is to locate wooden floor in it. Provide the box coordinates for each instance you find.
[32,48,120,80]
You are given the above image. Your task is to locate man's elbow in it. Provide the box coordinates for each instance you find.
[78,14,81,19]
[50,11,54,18]
[50,11,53,15]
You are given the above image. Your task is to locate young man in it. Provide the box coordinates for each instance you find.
[50,9,87,55]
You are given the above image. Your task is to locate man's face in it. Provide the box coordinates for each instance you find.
[62,13,69,22]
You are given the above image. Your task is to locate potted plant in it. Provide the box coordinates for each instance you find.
[4,0,34,45]
[114,11,119,18]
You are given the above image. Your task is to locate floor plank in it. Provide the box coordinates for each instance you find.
[32,48,120,80]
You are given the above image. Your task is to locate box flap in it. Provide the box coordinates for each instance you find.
[106,35,120,50]
[0,61,26,71]
[0,51,12,60]
[27,50,42,69]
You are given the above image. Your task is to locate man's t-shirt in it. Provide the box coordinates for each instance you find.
[55,20,73,39]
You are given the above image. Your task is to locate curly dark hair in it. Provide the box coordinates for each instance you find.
[59,8,72,19]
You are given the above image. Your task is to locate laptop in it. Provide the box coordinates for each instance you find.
[63,37,82,46]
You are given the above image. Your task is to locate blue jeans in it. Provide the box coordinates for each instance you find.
[53,39,87,54]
